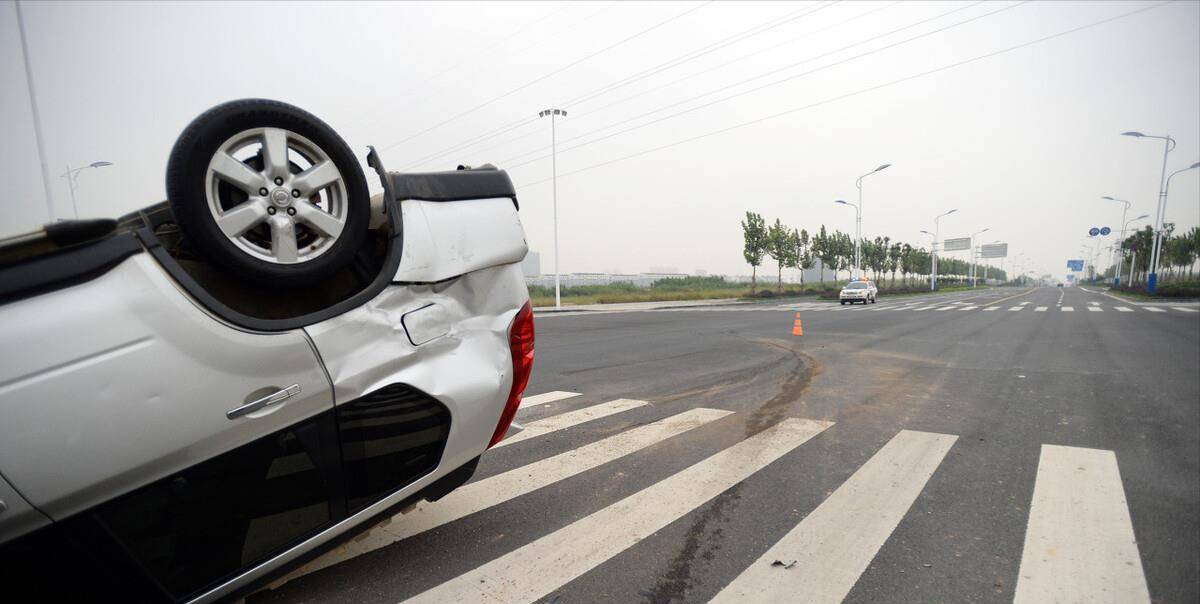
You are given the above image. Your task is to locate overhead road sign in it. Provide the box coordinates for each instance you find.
[980,243,1008,258]
[943,237,971,251]
[1067,259,1084,271]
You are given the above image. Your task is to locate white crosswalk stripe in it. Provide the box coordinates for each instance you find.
[495,399,648,448]
[1088,306,1104,312]
[983,306,1000,312]
[1145,307,1165,313]
[1174,307,1199,313]
[263,386,1157,602]
[1008,306,1023,311]
[1014,445,1150,603]
[402,418,833,604]
[275,407,732,585]
[1115,306,1134,312]
[520,391,580,408]
[1062,306,1074,311]
[712,430,957,604]
[1035,306,1047,312]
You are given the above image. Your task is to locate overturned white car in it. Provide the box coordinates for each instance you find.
[0,100,533,602]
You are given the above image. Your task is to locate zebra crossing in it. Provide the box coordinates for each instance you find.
[267,390,1153,603]
[640,300,1199,314]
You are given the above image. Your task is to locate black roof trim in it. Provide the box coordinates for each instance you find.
[384,166,518,208]
[0,232,142,305]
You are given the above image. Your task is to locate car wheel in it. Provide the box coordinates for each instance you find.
[166,99,369,287]
[840,300,846,305]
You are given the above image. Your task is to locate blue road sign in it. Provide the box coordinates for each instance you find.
[1067,259,1084,271]
[1100,226,1111,235]
[1088,227,1100,236]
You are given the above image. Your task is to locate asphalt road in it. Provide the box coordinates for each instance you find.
[255,286,1199,604]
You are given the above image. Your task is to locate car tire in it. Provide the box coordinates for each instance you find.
[166,99,369,287]
[840,301,846,305]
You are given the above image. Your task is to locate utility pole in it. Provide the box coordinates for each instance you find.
[61,161,113,218]
[1120,131,1174,294]
[16,1,56,223]
[539,108,567,308]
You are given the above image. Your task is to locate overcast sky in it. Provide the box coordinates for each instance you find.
[3,0,1198,279]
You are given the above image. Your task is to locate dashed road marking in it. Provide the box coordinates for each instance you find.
[521,391,581,408]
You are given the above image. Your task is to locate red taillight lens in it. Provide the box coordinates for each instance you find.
[488,301,535,448]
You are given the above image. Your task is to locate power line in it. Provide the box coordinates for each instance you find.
[501,0,1012,169]
[377,1,713,152]
[399,115,539,170]
[515,1,1173,188]
[398,1,838,171]
[556,1,840,109]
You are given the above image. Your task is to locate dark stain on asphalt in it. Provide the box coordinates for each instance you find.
[638,485,742,604]
[638,338,818,604]
[744,338,822,437]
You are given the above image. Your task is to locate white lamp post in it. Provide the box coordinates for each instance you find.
[851,164,890,279]
[539,109,567,307]
[60,161,113,218]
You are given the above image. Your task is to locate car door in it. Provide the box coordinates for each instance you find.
[0,253,341,601]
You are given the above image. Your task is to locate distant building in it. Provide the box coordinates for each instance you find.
[521,251,541,277]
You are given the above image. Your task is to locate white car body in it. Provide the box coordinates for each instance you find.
[0,165,532,602]
[839,280,878,304]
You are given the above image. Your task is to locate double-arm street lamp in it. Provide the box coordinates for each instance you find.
[60,161,113,218]
[540,108,567,307]
[1120,131,1182,294]
[918,208,956,291]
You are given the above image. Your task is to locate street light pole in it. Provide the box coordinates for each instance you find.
[1117,213,1150,288]
[540,109,567,308]
[1121,131,1174,294]
[1101,196,1131,286]
[931,209,956,291]
[852,163,890,279]
[969,227,989,288]
[833,199,859,278]
[60,161,113,218]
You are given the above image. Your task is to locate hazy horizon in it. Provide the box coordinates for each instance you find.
[3,0,1198,280]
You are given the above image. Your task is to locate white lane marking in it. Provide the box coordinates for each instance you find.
[278,408,733,585]
[497,399,649,448]
[983,306,1000,312]
[1035,306,1048,312]
[1144,307,1165,313]
[1019,301,1031,306]
[1062,306,1074,312]
[402,418,833,604]
[1008,306,1023,312]
[934,306,956,311]
[520,391,581,408]
[1088,307,1104,312]
[912,305,938,311]
[1088,301,1100,306]
[712,430,957,604]
[1115,306,1134,312]
[1174,307,1199,313]
[1014,445,1150,604]
[957,305,978,311]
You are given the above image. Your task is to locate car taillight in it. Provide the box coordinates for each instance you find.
[488,301,535,448]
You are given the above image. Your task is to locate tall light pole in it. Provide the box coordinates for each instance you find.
[1101,196,1131,286]
[60,161,113,218]
[833,199,859,277]
[969,227,989,288]
[16,1,56,223]
[852,163,890,279]
[930,208,956,290]
[1120,131,1174,294]
[1119,213,1150,285]
[540,108,567,307]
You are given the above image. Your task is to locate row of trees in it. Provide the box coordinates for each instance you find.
[1112,224,1200,284]
[740,211,1006,292]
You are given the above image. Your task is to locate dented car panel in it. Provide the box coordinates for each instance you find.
[392,197,529,283]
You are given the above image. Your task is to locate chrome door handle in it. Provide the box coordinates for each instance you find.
[226,384,301,420]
